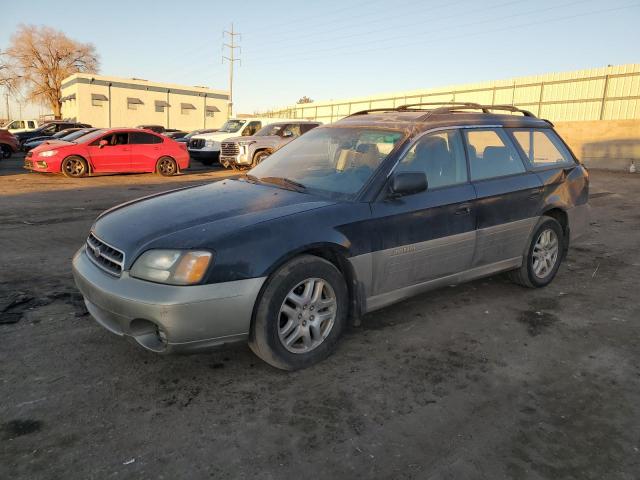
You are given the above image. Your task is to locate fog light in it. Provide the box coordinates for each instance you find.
[36,160,48,168]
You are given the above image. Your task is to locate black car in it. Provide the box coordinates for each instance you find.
[175,128,218,144]
[22,128,97,151]
[16,121,91,147]
[72,103,589,370]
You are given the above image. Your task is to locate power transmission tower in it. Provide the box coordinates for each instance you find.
[222,24,241,118]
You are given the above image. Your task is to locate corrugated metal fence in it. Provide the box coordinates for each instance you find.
[262,64,640,123]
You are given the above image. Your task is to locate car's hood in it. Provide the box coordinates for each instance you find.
[30,140,73,154]
[93,179,335,265]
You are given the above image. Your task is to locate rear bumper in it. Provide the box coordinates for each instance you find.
[72,248,266,353]
[568,203,591,242]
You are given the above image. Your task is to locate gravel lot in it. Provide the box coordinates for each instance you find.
[1,155,639,479]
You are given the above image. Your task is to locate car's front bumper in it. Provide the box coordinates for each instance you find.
[188,145,220,161]
[72,248,266,353]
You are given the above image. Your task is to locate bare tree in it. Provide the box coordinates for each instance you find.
[297,96,314,104]
[3,25,99,119]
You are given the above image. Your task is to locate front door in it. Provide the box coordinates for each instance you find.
[463,127,544,267]
[87,132,131,172]
[369,129,477,296]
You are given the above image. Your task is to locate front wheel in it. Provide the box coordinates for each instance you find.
[61,156,88,178]
[508,217,564,288]
[156,156,178,176]
[249,255,348,370]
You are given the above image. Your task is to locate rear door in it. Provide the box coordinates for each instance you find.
[369,129,476,295]
[129,131,164,171]
[463,127,543,267]
[87,132,131,172]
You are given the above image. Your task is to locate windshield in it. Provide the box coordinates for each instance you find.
[249,127,405,199]
[77,129,108,144]
[255,124,285,136]
[218,120,246,133]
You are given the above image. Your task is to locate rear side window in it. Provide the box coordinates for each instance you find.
[28,121,35,128]
[130,132,162,144]
[464,129,525,181]
[511,129,575,167]
[397,130,468,189]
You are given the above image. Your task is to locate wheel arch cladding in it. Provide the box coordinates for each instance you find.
[542,207,569,256]
[255,244,363,330]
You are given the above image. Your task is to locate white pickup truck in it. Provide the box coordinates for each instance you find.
[3,119,40,134]
[188,117,296,165]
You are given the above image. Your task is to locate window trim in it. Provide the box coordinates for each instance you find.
[506,127,577,171]
[394,128,470,191]
[462,127,528,182]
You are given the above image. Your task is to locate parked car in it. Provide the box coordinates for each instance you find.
[71,103,589,370]
[0,129,19,159]
[22,128,95,151]
[15,121,92,147]
[3,119,40,134]
[175,128,217,144]
[188,117,296,165]
[220,121,322,169]
[136,124,165,134]
[25,128,188,177]
[163,131,188,140]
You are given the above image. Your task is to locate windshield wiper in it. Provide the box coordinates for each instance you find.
[260,176,307,192]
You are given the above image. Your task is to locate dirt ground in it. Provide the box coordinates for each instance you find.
[1,155,639,480]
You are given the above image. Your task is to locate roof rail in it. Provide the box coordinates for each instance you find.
[345,102,537,120]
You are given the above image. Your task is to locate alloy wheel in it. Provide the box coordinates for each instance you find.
[532,228,559,278]
[277,278,337,354]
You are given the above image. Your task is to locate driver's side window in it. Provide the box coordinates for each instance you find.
[396,130,468,189]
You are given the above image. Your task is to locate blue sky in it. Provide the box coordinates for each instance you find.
[2,0,639,118]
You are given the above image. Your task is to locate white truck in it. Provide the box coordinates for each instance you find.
[188,117,297,166]
[3,119,40,134]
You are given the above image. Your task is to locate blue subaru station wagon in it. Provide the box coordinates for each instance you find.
[72,103,589,370]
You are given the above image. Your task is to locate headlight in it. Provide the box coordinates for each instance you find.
[130,250,213,285]
[205,140,218,148]
[39,150,58,157]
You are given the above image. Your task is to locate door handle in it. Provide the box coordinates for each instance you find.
[455,204,472,215]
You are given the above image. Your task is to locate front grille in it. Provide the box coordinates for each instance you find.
[221,142,239,156]
[86,233,125,276]
[189,138,205,149]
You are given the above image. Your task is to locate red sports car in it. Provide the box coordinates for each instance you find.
[24,128,189,177]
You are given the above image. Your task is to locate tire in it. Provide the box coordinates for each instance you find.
[1,144,12,159]
[508,216,564,288]
[249,255,348,370]
[252,150,270,167]
[156,156,178,176]
[61,156,88,178]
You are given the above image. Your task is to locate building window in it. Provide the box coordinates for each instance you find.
[127,97,144,110]
[155,100,169,113]
[205,105,220,117]
[91,93,108,107]
[181,102,196,115]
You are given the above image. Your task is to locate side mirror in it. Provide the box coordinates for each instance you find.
[389,172,427,197]
[282,130,294,138]
[98,139,108,148]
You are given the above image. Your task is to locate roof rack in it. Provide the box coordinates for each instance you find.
[345,102,537,120]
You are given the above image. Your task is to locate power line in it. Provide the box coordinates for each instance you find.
[245,0,627,68]
[222,23,241,117]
